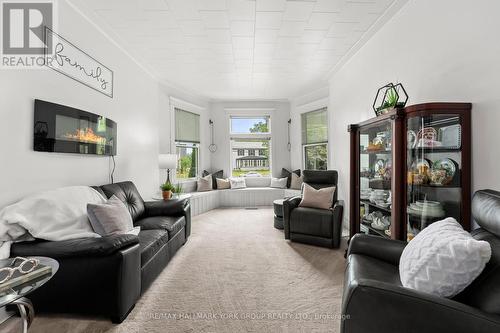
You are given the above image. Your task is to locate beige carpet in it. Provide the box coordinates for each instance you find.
[6,208,346,333]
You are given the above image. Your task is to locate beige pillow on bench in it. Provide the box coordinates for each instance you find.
[216,178,231,189]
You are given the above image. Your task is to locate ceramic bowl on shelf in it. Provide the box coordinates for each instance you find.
[407,200,445,218]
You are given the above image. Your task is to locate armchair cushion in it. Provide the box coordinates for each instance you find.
[135,216,185,236]
[290,207,333,238]
[144,199,189,217]
[10,234,139,258]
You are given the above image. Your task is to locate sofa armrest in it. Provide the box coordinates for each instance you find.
[283,196,301,239]
[342,278,500,333]
[347,234,406,266]
[144,198,189,217]
[10,234,139,259]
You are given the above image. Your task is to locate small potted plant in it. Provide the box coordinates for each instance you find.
[373,83,409,116]
[160,182,175,200]
[173,183,183,197]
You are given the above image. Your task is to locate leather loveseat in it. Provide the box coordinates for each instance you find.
[11,181,190,323]
[341,189,500,332]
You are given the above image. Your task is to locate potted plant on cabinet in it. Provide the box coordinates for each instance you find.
[160,182,175,200]
[373,82,409,116]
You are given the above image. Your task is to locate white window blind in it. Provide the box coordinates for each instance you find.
[301,108,328,145]
[175,108,200,143]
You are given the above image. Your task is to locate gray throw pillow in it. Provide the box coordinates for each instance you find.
[197,174,213,192]
[87,195,134,236]
[299,183,336,210]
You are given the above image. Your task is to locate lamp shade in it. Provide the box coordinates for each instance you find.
[159,154,177,169]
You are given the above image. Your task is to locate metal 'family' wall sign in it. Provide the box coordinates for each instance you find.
[44,27,114,98]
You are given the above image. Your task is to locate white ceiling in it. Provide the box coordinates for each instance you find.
[70,0,397,100]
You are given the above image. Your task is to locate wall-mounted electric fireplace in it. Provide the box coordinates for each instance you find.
[34,99,117,155]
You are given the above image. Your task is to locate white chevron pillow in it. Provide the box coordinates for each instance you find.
[399,217,491,297]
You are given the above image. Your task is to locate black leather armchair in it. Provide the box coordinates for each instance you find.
[341,189,500,333]
[283,170,343,248]
[11,181,191,323]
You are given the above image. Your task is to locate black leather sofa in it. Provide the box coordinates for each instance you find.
[341,189,500,333]
[11,181,191,323]
[283,170,343,248]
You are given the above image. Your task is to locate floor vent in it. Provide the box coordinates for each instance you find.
[244,207,258,210]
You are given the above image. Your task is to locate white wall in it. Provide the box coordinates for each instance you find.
[209,101,291,178]
[0,1,168,207]
[326,0,500,226]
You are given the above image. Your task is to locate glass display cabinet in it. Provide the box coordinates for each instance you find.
[404,103,471,240]
[349,103,471,242]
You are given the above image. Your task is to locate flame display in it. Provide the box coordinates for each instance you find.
[62,128,106,144]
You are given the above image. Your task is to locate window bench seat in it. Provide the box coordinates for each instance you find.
[179,180,301,216]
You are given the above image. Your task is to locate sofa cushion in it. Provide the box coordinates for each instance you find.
[138,229,169,265]
[10,234,139,258]
[290,207,333,238]
[136,216,185,236]
[100,182,145,222]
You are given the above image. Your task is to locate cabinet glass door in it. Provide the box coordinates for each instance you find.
[406,114,462,240]
[359,120,392,238]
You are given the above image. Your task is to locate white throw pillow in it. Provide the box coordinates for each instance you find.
[229,177,246,189]
[270,177,287,189]
[399,217,491,298]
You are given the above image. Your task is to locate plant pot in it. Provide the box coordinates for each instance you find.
[162,190,172,200]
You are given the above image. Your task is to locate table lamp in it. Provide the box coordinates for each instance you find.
[159,154,177,184]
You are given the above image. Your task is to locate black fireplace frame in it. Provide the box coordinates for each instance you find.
[34,99,117,156]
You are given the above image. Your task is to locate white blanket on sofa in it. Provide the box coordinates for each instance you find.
[0,186,105,259]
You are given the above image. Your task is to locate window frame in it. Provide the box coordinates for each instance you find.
[303,142,329,171]
[301,107,329,170]
[175,141,200,180]
[170,97,204,182]
[227,113,273,178]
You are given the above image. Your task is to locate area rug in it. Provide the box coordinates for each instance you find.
[25,208,346,333]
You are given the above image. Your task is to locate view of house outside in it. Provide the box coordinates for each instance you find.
[231,140,270,176]
[230,116,270,177]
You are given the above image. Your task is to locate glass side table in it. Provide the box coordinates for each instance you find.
[0,257,58,333]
